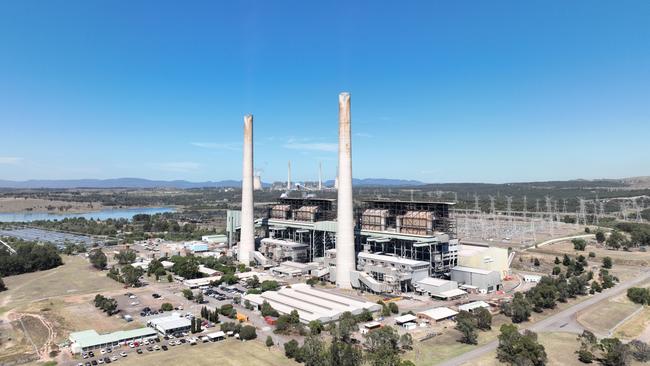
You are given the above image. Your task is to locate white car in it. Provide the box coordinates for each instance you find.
[154,345,160,351]
[143,340,149,345]
[100,349,107,355]
[110,356,118,361]
[120,351,127,357]
[98,359,104,364]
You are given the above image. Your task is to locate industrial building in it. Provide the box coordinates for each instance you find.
[458,244,510,279]
[450,266,502,293]
[69,328,157,354]
[228,91,504,293]
[416,307,459,323]
[458,301,491,313]
[414,277,465,299]
[242,283,381,323]
[147,313,192,335]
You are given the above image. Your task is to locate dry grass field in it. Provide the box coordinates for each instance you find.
[0,255,123,314]
[0,255,126,365]
[577,289,644,336]
[465,331,647,366]
[117,339,297,366]
[403,314,510,366]
[0,197,102,213]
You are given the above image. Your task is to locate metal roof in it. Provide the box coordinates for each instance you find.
[394,314,417,324]
[70,328,157,349]
[417,277,454,287]
[417,307,459,320]
[458,301,490,312]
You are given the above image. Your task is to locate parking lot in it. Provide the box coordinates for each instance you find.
[75,331,232,366]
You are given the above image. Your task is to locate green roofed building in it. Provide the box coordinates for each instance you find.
[69,328,157,354]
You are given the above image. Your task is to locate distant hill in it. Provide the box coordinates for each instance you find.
[327,178,426,187]
[0,178,243,189]
[0,177,426,189]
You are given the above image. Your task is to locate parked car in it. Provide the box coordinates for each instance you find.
[136,349,143,354]
[120,352,127,357]
[162,345,168,351]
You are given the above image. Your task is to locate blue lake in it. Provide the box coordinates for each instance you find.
[0,206,176,222]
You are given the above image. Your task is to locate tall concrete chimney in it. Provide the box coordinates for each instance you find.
[318,162,323,191]
[336,92,355,288]
[287,161,292,191]
[239,114,255,264]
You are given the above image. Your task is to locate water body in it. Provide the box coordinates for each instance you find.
[0,206,175,223]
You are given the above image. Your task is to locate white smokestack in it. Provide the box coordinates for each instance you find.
[287,161,292,190]
[336,92,354,288]
[239,114,255,264]
[318,162,323,191]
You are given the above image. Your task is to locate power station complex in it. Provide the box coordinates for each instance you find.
[229,92,508,294]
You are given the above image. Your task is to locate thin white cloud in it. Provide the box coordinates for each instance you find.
[0,157,23,165]
[283,142,338,152]
[156,161,201,173]
[190,142,240,151]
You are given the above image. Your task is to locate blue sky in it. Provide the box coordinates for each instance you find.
[1,1,649,183]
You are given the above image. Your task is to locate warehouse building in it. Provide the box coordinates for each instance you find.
[458,301,491,313]
[147,313,192,335]
[69,328,157,354]
[243,283,381,323]
[450,266,502,293]
[417,307,458,323]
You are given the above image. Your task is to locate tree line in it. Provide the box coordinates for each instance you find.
[0,237,63,277]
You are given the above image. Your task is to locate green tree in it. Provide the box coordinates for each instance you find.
[265,335,274,347]
[167,273,173,282]
[554,257,561,265]
[309,320,324,335]
[89,249,107,270]
[602,256,613,269]
[572,238,587,251]
[114,249,137,264]
[364,326,402,366]
[239,325,257,340]
[0,276,6,292]
[120,264,143,287]
[475,307,492,330]
[182,289,194,300]
[629,340,650,362]
[246,275,260,288]
[399,333,413,350]
[596,231,606,243]
[388,302,399,314]
[600,338,629,366]
[261,300,280,317]
[627,287,650,305]
[552,266,562,275]
[284,339,301,359]
[606,231,625,250]
[510,292,532,323]
[497,324,547,366]
[455,311,478,345]
[301,336,328,366]
[160,302,173,311]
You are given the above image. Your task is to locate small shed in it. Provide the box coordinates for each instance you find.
[394,314,418,325]
[458,301,491,313]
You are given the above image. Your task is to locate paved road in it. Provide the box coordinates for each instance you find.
[437,270,650,366]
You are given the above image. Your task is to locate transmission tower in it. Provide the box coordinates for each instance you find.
[578,198,587,226]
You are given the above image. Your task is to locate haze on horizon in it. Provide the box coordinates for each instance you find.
[1,1,649,184]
